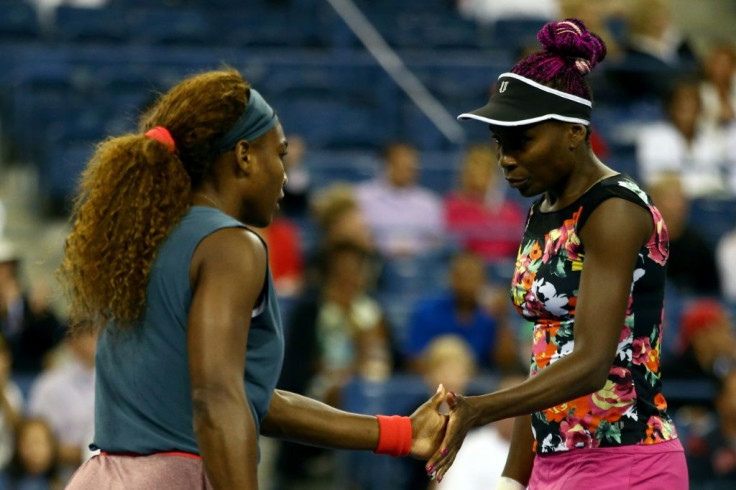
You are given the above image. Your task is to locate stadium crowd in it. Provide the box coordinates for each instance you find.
[0,0,735,488]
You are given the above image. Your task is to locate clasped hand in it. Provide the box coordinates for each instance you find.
[408,387,479,482]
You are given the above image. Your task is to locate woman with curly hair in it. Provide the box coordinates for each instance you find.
[425,19,688,489]
[60,69,447,489]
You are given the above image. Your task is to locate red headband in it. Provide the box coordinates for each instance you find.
[145,126,176,154]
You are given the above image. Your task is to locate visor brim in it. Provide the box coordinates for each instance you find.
[457,100,590,127]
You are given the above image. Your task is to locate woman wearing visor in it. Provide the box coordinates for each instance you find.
[424,19,688,489]
[61,69,448,489]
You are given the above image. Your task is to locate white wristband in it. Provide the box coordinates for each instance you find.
[495,476,526,490]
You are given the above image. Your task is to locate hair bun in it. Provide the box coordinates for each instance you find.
[537,18,607,75]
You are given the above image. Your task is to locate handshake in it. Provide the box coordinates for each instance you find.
[399,384,476,484]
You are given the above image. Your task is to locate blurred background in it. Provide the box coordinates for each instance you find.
[0,0,735,489]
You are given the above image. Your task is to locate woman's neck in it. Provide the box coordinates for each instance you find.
[542,154,615,212]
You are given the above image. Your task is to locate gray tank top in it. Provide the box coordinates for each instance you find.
[92,206,285,454]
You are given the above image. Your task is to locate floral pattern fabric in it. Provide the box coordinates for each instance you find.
[511,175,678,454]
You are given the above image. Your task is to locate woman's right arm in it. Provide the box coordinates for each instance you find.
[188,228,268,489]
[500,415,534,488]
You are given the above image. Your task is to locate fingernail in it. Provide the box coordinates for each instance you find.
[438,476,443,483]
[426,464,434,474]
[441,448,448,456]
[436,383,443,394]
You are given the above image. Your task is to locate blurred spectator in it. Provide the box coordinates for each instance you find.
[700,41,736,129]
[253,216,304,298]
[4,418,61,490]
[280,134,311,219]
[716,222,736,304]
[421,335,478,396]
[27,331,96,482]
[430,373,527,490]
[0,240,65,375]
[279,241,392,404]
[403,251,517,372]
[610,0,697,99]
[663,299,736,382]
[309,183,380,289]
[0,199,5,237]
[637,80,735,198]
[685,372,736,487]
[404,335,478,490]
[275,241,393,487]
[0,335,22,472]
[456,0,558,24]
[356,142,444,258]
[444,144,525,262]
[310,183,375,252]
[647,174,720,296]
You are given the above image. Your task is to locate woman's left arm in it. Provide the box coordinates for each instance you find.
[428,197,653,479]
[261,386,447,459]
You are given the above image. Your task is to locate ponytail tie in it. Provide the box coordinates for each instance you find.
[145,126,176,154]
[574,58,591,74]
[555,20,582,36]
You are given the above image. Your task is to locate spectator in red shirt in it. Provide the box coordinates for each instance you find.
[444,144,526,262]
[254,215,304,297]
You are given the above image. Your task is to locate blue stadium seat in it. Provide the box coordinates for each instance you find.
[303,150,379,188]
[376,252,454,340]
[54,6,129,43]
[0,2,40,42]
[418,150,462,194]
[400,102,475,151]
[109,0,186,8]
[207,10,322,47]
[128,9,211,46]
[606,142,639,180]
[411,61,503,103]
[8,62,76,161]
[379,254,451,296]
[38,142,95,205]
[491,17,549,49]
[263,59,384,102]
[95,69,162,108]
[275,93,390,150]
[689,198,736,248]
[354,0,453,15]
[372,13,482,50]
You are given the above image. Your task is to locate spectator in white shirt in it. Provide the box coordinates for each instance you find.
[456,0,558,24]
[356,142,444,258]
[27,331,96,482]
[636,79,735,198]
[0,199,5,237]
[717,229,736,304]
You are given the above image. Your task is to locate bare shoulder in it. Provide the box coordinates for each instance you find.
[581,198,652,251]
[192,227,267,282]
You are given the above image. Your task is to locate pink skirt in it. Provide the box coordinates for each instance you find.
[66,452,213,490]
[529,439,688,490]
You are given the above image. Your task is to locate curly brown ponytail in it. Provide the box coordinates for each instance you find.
[58,69,250,333]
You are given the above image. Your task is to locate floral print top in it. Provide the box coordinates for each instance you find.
[511,174,678,454]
